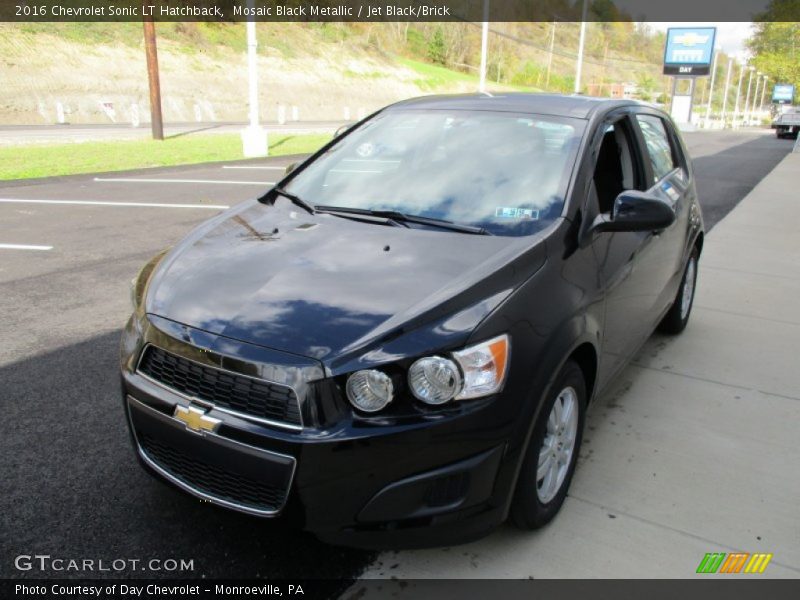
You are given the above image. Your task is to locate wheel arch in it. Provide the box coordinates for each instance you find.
[568,342,599,404]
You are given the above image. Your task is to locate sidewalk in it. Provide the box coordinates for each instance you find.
[353,153,800,585]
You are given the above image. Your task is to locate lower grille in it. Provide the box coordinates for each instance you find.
[138,431,287,512]
[138,345,302,428]
[424,472,470,508]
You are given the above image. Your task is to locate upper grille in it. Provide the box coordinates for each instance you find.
[138,345,302,427]
[138,431,287,512]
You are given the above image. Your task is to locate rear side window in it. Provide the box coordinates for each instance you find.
[636,115,677,184]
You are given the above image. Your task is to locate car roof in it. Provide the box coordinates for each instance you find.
[386,93,646,120]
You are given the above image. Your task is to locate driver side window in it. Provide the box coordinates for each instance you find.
[592,119,640,214]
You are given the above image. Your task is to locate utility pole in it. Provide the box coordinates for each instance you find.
[742,66,755,126]
[704,50,719,127]
[574,0,588,94]
[732,62,745,129]
[478,0,489,93]
[545,20,556,90]
[143,16,163,140]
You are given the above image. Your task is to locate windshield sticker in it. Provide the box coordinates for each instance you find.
[356,142,376,157]
[495,207,540,220]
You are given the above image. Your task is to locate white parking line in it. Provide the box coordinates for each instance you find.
[0,198,229,210]
[222,166,287,170]
[94,177,275,186]
[0,243,53,251]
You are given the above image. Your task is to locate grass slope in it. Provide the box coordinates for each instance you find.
[0,133,330,180]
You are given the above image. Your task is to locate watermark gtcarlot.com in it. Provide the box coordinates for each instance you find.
[14,554,195,573]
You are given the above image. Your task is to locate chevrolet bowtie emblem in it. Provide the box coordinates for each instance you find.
[174,405,220,434]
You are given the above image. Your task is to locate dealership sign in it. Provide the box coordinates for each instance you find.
[772,84,795,104]
[663,27,716,76]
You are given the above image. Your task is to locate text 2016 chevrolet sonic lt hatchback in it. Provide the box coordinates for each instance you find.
[121,94,704,548]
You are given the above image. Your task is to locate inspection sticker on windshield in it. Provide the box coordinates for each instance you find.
[495,207,540,220]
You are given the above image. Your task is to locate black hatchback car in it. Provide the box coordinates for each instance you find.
[121,94,703,548]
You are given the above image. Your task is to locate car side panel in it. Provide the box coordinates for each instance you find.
[464,221,604,514]
[629,110,699,327]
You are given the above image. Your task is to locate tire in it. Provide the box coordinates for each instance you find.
[510,360,586,530]
[658,248,699,335]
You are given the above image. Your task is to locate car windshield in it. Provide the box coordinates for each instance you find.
[284,109,584,237]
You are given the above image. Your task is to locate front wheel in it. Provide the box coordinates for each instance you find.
[510,360,586,530]
[658,248,699,334]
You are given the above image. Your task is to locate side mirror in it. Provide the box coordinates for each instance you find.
[591,191,675,234]
[284,162,298,176]
[334,124,351,138]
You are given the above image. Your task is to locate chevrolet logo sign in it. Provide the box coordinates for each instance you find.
[675,33,709,47]
[174,405,220,434]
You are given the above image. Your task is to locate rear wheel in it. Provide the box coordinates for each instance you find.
[658,248,698,334]
[510,360,586,529]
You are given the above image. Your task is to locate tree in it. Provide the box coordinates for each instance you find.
[747,2,800,95]
[427,27,446,65]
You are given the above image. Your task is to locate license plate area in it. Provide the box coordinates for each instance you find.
[127,396,296,516]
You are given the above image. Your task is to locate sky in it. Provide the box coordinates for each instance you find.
[648,22,755,60]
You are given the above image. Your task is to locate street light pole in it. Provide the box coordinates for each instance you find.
[574,0,588,94]
[478,0,489,93]
[759,76,768,112]
[247,20,259,129]
[241,0,267,157]
[742,66,755,126]
[752,73,762,124]
[721,57,733,126]
[704,50,719,127]
[545,20,556,90]
[142,16,163,140]
[732,62,745,129]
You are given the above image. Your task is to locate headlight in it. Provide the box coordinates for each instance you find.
[346,369,394,413]
[408,356,462,405]
[452,334,510,399]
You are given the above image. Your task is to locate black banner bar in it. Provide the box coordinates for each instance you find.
[3,0,800,23]
[3,579,800,600]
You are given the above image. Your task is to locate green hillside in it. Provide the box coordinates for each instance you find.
[0,21,675,127]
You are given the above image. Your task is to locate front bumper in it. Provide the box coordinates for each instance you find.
[121,314,521,548]
[775,125,800,135]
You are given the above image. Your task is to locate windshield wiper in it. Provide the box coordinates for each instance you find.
[314,205,493,235]
[260,186,315,215]
[315,208,410,229]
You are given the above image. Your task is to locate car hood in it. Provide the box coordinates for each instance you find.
[147,199,548,364]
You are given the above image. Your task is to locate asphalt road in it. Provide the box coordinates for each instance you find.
[0,130,792,586]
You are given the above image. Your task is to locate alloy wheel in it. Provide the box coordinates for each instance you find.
[537,386,579,503]
[680,256,697,320]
